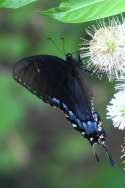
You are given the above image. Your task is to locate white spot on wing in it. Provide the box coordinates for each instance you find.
[98,127,102,131]
[37,68,40,73]
[72,124,77,128]
[18,78,22,82]
[64,113,69,118]
[90,137,93,142]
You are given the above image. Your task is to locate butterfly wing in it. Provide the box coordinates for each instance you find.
[13,55,93,122]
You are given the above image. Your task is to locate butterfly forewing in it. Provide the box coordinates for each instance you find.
[13,55,93,121]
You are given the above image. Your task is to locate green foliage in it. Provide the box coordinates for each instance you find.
[0,74,24,135]
[0,72,45,171]
[0,0,37,8]
[40,0,125,23]
[55,134,90,164]
[0,34,29,59]
[0,73,44,136]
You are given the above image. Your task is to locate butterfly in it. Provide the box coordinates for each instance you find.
[13,53,115,166]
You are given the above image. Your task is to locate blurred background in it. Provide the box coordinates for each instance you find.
[0,1,125,188]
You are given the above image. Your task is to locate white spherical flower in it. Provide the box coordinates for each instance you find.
[115,76,125,91]
[107,91,125,130]
[80,18,125,81]
[120,137,125,169]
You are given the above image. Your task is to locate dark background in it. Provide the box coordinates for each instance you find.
[0,1,125,188]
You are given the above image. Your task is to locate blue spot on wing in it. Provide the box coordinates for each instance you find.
[49,97,98,136]
[51,97,61,106]
[68,111,76,121]
[83,121,97,135]
[62,103,69,113]
[49,97,78,123]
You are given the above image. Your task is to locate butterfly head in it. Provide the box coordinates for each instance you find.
[87,112,115,166]
[88,127,106,146]
[66,53,73,63]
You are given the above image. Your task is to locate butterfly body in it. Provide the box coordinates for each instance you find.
[13,53,115,165]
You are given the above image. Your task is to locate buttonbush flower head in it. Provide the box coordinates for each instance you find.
[107,91,125,130]
[120,137,125,169]
[80,18,125,81]
[115,76,125,91]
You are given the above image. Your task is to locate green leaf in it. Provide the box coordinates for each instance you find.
[40,0,125,23]
[0,0,37,9]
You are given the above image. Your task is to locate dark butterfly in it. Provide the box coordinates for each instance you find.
[13,53,115,166]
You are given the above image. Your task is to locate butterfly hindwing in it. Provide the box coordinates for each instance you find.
[13,54,93,122]
[13,54,115,166]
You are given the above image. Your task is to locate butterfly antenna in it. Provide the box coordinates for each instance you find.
[101,143,116,167]
[93,144,100,163]
[47,37,62,55]
[60,37,66,56]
